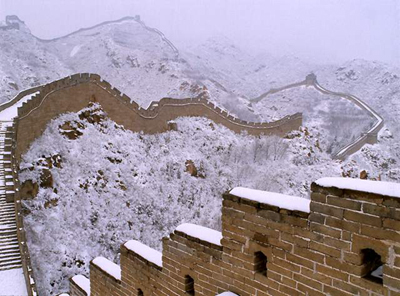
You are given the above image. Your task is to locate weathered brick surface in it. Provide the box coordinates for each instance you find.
[70,278,88,296]
[69,181,400,295]
[89,263,122,296]
[14,73,301,164]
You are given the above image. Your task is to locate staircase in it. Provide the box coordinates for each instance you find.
[0,120,22,271]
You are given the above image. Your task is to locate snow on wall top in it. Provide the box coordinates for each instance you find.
[124,240,163,268]
[230,187,311,213]
[92,257,121,281]
[216,293,239,296]
[315,177,400,198]
[0,91,39,120]
[71,275,90,295]
[15,73,301,131]
[176,223,222,246]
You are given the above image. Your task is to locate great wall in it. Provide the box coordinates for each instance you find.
[11,73,301,163]
[0,15,179,59]
[0,72,302,295]
[67,178,400,296]
[0,73,394,295]
[251,73,384,161]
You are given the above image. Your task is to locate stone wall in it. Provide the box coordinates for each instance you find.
[0,85,42,113]
[311,76,384,160]
[252,73,384,160]
[14,73,302,163]
[7,73,301,295]
[7,123,38,296]
[70,178,400,295]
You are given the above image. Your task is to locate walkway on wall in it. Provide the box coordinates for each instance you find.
[313,81,384,159]
[0,120,27,295]
[31,15,180,58]
[250,74,384,160]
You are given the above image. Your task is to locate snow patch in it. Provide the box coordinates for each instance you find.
[0,91,39,120]
[71,275,90,295]
[230,187,310,213]
[92,257,121,281]
[315,177,400,198]
[216,293,239,296]
[0,268,28,295]
[176,223,222,246]
[70,45,82,57]
[124,240,163,267]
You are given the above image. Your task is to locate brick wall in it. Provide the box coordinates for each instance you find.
[69,178,400,296]
[14,73,302,163]
[6,123,38,296]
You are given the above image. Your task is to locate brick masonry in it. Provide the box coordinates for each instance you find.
[69,181,400,296]
[13,73,302,164]
[5,73,388,295]
[7,73,301,295]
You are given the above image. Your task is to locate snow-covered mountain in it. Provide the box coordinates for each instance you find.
[0,16,211,107]
[0,21,71,100]
[19,104,334,295]
[2,15,400,296]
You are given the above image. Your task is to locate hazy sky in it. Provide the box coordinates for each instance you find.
[1,0,399,66]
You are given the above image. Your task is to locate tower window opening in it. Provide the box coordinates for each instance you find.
[254,251,268,276]
[361,248,383,284]
[184,275,195,295]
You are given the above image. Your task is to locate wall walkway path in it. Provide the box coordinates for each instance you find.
[0,73,301,295]
[0,120,28,295]
[251,73,384,160]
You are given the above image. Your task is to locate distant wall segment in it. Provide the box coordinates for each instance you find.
[7,73,301,295]
[251,73,384,160]
[14,73,302,163]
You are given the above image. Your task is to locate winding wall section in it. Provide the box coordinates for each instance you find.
[2,73,301,295]
[2,72,385,295]
[251,74,384,160]
[4,15,180,59]
[13,73,301,164]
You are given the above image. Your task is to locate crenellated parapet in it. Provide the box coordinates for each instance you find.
[69,177,400,296]
[4,73,301,295]
[251,73,384,160]
[4,123,38,296]
[12,73,302,163]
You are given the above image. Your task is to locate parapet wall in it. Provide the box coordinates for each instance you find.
[311,76,384,160]
[6,123,38,296]
[14,73,302,163]
[7,73,300,295]
[70,178,400,296]
[251,73,384,160]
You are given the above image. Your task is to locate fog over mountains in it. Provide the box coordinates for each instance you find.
[1,14,400,295]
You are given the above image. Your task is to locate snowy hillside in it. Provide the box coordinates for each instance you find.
[19,102,400,295]
[182,37,313,100]
[0,16,210,107]
[0,26,72,100]
[19,104,339,295]
[2,14,400,296]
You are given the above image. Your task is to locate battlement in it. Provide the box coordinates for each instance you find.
[5,73,302,295]
[69,177,400,296]
[13,73,302,163]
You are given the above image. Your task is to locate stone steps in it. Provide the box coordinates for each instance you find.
[0,262,22,271]
[0,123,23,272]
[0,259,22,271]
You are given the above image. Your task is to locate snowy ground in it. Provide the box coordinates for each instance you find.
[0,268,27,296]
[2,14,400,296]
[0,92,39,120]
[18,103,342,295]
[18,98,400,295]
